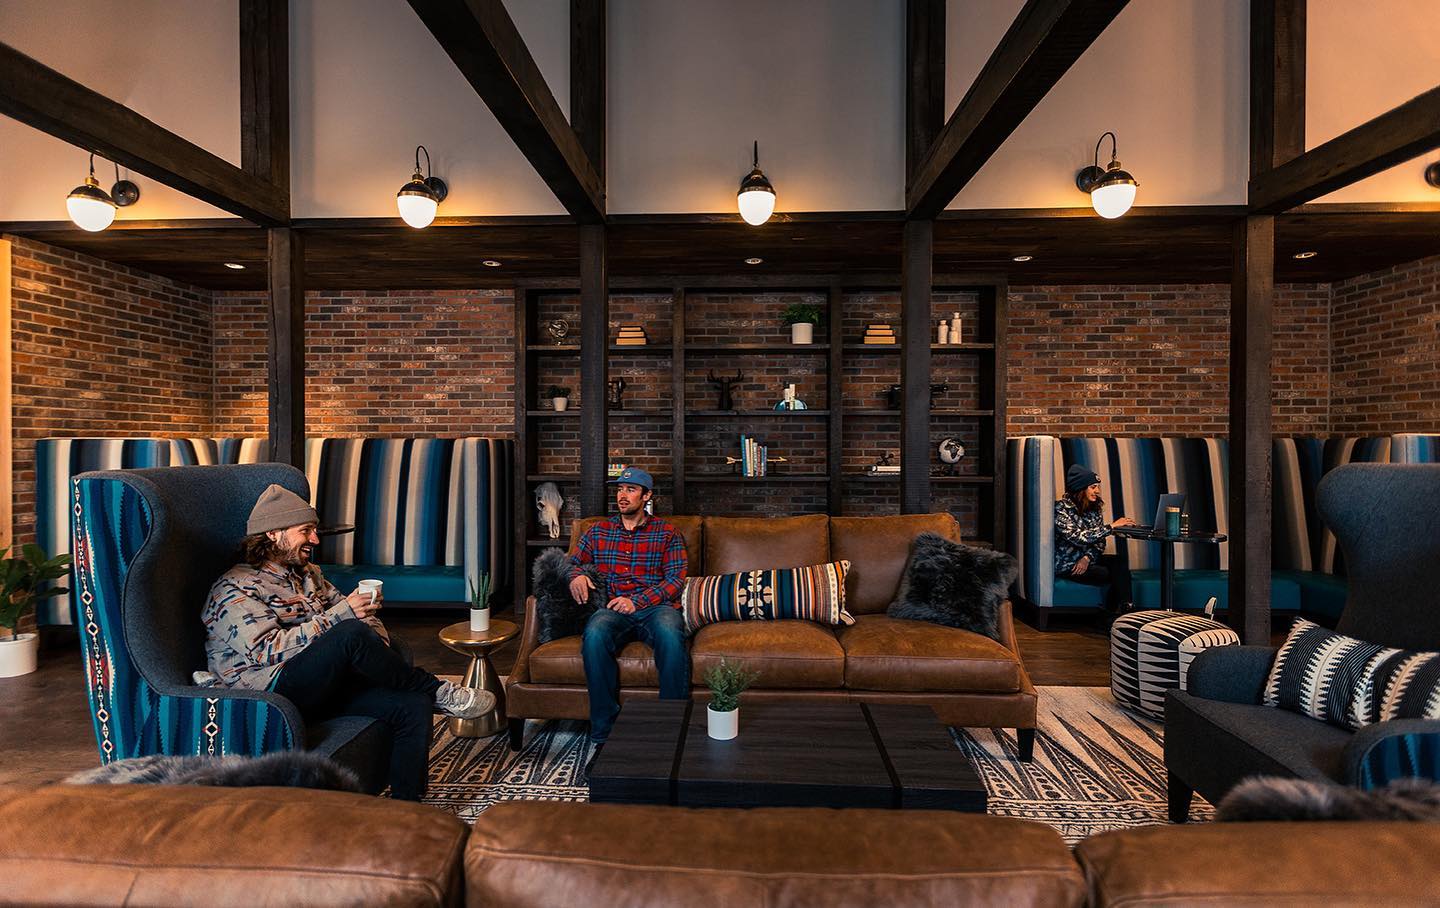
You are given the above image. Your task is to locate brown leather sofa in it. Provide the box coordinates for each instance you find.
[506,513,1039,756]
[4,784,1438,907]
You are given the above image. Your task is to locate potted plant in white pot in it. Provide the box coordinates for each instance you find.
[468,571,492,633]
[0,544,71,678]
[703,659,759,740]
[780,303,823,345]
[546,385,572,412]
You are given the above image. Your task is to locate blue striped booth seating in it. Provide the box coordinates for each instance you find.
[1392,433,1440,464]
[35,435,513,624]
[1007,435,1301,624]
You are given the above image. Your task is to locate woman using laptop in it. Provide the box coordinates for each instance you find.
[1055,464,1135,614]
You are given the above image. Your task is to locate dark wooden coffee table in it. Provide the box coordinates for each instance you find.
[588,700,987,811]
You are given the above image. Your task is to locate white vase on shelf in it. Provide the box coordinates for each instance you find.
[790,323,814,344]
[553,397,569,411]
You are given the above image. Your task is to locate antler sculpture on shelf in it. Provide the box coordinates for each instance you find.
[707,370,745,411]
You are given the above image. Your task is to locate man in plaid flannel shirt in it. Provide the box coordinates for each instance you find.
[568,466,689,744]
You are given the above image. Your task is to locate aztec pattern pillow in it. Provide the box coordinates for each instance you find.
[681,561,853,633]
[1264,618,1440,730]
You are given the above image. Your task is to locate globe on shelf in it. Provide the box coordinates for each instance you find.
[545,319,570,345]
[937,437,966,476]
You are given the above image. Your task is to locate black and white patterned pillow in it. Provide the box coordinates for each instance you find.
[1264,618,1440,730]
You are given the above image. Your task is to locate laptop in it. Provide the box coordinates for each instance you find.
[1132,492,1186,532]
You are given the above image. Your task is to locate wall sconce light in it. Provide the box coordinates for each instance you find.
[1425,162,1440,188]
[1076,132,1137,219]
[396,145,448,229]
[737,140,776,226]
[66,153,140,232]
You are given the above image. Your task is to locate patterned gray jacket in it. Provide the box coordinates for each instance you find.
[1053,498,1112,575]
[203,562,388,691]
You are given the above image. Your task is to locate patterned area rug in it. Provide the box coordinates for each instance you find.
[421,685,1212,841]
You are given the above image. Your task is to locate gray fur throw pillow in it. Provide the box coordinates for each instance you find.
[64,751,361,792]
[1217,776,1440,822]
[887,532,1018,642]
[533,547,607,645]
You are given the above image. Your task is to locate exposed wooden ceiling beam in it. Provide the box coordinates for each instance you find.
[571,0,605,183]
[409,0,604,223]
[240,0,291,197]
[1250,83,1440,213]
[905,0,945,180]
[1249,0,1305,177]
[906,0,1129,219]
[0,41,289,225]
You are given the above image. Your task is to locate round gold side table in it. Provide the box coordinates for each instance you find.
[438,618,519,738]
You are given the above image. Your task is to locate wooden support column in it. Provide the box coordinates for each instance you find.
[906,0,945,179]
[0,240,11,548]
[900,220,933,514]
[240,0,290,196]
[267,227,304,468]
[578,224,608,517]
[570,0,605,183]
[1229,216,1274,644]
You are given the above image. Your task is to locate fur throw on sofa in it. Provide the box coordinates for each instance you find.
[64,751,361,791]
[887,533,1018,642]
[1217,776,1440,822]
[533,547,607,645]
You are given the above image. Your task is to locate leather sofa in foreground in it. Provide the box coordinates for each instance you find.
[506,513,1039,756]
[2,784,1437,907]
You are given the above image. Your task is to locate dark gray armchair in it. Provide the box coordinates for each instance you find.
[1165,463,1440,821]
[72,463,392,791]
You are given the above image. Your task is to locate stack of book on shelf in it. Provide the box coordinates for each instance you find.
[863,324,896,345]
[739,434,769,477]
[868,464,901,475]
[615,325,648,346]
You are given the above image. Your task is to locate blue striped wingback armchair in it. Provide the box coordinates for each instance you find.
[71,463,391,788]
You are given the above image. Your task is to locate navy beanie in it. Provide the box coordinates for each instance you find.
[1066,464,1100,493]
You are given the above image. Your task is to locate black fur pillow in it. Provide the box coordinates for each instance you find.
[64,751,361,791]
[887,532,1018,642]
[533,547,607,645]
[1217,776,1440,822]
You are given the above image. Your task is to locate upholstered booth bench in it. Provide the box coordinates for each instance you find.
[1005,434,1404,628]
[506,513,1039,757]
[35,435,513,624]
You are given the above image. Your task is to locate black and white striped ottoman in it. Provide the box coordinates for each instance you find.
[1109,611,1240,718]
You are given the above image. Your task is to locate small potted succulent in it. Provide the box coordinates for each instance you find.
[0,544,71,678]
[703,659,759,740]
[780,303,823,345]
[545,385,572,412]
[468,572,492,633]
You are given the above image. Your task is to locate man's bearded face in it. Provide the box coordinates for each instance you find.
[270,523,320,567]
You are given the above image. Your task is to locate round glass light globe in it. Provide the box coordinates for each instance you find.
[1090,182,1136,219]
[737,188,776,226]
[396,193,438,229]
[67,194,117,232]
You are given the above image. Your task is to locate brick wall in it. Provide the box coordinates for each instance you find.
[1330,254,1440,435]
[5,235,213,549]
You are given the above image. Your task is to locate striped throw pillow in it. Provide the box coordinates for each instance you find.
[681,561,853,633]
[1264,618,1440,730]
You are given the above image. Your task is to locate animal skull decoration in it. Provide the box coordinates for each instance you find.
[535,482,564,539]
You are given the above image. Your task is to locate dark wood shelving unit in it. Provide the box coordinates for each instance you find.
[513,275,1007,611]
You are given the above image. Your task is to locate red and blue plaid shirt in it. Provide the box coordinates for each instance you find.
[569,515,688,610]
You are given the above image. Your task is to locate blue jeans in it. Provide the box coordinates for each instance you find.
[581,606,690,743]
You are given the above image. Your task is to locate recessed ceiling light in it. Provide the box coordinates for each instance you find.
[223,262,246,270]
[1293,251,1318,260]
[744,257,763,265]
[1011,254,1033,263]
[482,260,502,267]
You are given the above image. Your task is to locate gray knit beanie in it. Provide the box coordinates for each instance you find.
[247,484,318,535]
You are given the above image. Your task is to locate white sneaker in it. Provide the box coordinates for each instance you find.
[434,681,497,719]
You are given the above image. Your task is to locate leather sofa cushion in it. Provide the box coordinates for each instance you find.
[529,636,660,686]
[703,514,829,575]
[830,514,962,614]
[690,620,845,688]
[570,515,705,578]
[1076,821,1440,906]
[468,802,1085,908]
[0,784,466,907]
[839,614,1021,693]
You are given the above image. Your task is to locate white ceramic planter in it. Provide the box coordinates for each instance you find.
[553,397,569,411]
[790,323,814,345]
[469,607,491,633]
[707,705,738,740]
[0,633,39,678]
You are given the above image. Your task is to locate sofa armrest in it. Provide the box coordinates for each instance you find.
[123,683,306,759]
[996,599,1021,657]
[1344,719,1440,789]
[1184,645,1276,704]
[507,596,542,686]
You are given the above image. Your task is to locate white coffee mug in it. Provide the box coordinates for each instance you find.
[356,579,383,606]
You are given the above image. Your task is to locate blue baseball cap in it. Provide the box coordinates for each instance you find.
[607,466,654,491]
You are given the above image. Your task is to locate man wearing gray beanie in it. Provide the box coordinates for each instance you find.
[202,483,494,800]
[1055,464,1136,616]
